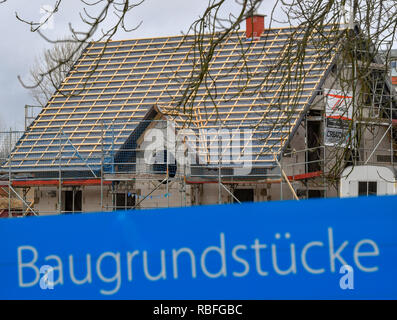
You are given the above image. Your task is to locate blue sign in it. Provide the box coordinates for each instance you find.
[0,196,396,299]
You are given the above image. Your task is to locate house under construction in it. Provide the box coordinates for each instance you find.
[1,15,396,216]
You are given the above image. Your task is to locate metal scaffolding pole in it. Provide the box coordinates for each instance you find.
[101,122,104,210]
[220,183,241,204]
[280,167,283,200]
[390,55,395,167]
[134,177,168,209]
[274,153,299,201]
[58,130,62,214]
[364,125,392,165]
[218,123,221,205]
[305,116,308,199]
[323,106,327,198]
[323,146,327,198]
[184,162,187,207]
[8,128,11,217]
[24,105,42,130]
[8,185,38,216]
[72,187,75,213]
[166,123,169,208]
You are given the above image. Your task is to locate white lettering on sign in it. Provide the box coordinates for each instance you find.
[16,228,380,295]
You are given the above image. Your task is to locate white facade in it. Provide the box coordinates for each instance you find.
[340,165,397,197]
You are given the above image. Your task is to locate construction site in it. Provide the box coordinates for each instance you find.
[1,16,396,217]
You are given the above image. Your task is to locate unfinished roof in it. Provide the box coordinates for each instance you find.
[5,26,341,173]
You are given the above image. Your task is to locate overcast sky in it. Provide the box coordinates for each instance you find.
[0,1,282,131]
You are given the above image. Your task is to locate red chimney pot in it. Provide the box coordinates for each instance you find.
[246,14,265,39]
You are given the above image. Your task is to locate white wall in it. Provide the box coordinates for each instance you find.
[34,185,112,215]
[340,165,397,197]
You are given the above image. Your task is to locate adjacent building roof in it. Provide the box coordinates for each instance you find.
[5,26,341,174]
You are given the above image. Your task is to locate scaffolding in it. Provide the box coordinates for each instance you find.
[0,102,395,218]
[1,71,396,217]
[24,105,42,130]
[0,116,331,216]
[0,37,396,217]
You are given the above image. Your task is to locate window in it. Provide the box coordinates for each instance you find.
[308,190,324,198]
[63,190,82,213]
[233,189,254,203]
[358,181,377,196]
[115,192,136,210]
[376,155,397,163]
[152,150,177,178]
[391,61,397,76]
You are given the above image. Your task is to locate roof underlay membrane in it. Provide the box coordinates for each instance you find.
[5,26,340,175]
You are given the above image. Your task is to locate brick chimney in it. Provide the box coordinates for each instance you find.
[246,13,265,39]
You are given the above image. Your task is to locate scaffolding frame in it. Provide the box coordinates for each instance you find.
[0,118,326,215]
[1,87,396,217]
[24,105,42,130]
[1,35,396,216]
[2,80,397,217]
